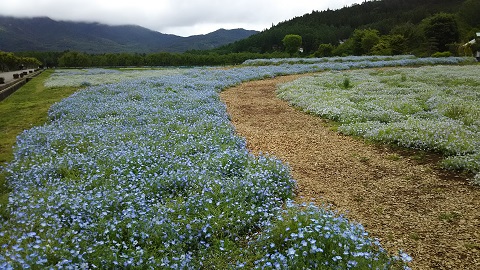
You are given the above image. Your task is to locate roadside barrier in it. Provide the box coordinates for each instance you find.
[0,70,43,101]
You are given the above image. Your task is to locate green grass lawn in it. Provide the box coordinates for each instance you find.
[0,70,79,215]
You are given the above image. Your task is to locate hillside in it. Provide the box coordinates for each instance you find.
[217,0,478,54]
[0,16,257,53]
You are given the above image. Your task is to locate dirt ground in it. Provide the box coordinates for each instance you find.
[220,74,480,270]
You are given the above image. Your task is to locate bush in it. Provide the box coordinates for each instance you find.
[342,77,351,89]
[431,51,452,57]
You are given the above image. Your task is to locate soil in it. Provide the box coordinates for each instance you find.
[220,74,480,270]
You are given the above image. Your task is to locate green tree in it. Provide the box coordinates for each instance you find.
[350,29,380,55]
[361,29,380,55]
[20,57,42,68]
[0,52,41,71]
[371,34,407,55]
[282,34,302,56]
[390,22,424,54]
[388,34,407,55]
[423,13,460,52]
[458,0,480,28]
[332,38,354,56]
[58,52,91,67]
[315,43,334,57]
[0,51,18,71]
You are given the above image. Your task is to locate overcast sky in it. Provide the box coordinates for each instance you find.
[1,0,365,37]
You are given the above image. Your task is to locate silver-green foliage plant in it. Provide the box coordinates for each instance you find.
[277,65,480,180]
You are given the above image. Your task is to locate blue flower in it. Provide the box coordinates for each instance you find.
[1,57,438,267]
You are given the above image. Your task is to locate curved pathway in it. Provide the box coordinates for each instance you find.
[220,74,480,270]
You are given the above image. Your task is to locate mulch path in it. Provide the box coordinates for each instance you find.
[220,74,480,270]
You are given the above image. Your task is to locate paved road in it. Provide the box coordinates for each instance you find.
[0,69,36,84]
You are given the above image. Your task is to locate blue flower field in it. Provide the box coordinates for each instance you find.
[2,56,469,268]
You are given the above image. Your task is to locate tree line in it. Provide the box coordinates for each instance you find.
[0,51,42,72]
[314,12,478,57]
[11,51,291,68]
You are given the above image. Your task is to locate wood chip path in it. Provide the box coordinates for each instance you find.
[220,74,480,270]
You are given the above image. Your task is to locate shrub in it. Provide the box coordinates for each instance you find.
[431,51,452,57]
[342,77,351,89]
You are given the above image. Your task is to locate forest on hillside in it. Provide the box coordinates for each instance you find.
[216,0,480,57]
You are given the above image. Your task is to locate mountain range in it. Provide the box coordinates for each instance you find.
[0,16,258,53]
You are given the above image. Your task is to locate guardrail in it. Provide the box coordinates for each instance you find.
[0,70,44,102]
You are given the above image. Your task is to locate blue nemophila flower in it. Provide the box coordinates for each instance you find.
[0,58,439,268]
[399,252,413,263]
[250,200,409,269]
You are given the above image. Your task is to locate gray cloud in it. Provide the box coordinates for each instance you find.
[0,0,363,36]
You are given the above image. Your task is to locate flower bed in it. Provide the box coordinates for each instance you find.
[242,55,468,66]
[44,68,187,88]
[2,57,467,268]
